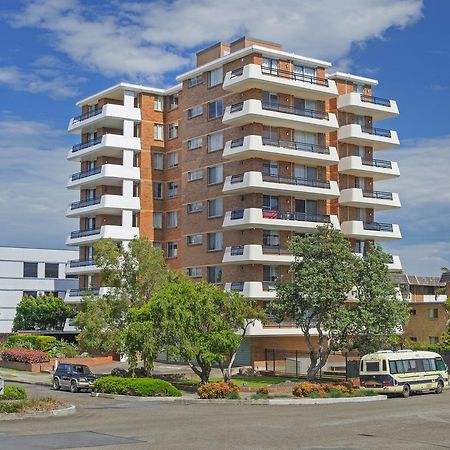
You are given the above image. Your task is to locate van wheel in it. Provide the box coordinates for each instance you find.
[402,384,411,398]
[70,380,79,393]
[435,381,444,394]
[53,378,60,391]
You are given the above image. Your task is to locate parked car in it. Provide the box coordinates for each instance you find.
[52,363,96,393]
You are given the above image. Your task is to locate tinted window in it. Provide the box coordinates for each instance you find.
[436,358,447,371]
[45,263,59,278]
[382,360,387,371]
[23,262,38,278]
[389,361,398,374]
[366,361,379,372]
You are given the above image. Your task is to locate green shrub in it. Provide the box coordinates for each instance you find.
[93,377,181,397]
[6,335,56,352]
[226,391,240,400]
[48,341,79,358]
[0,385,27,401]
[197,382,240,399]
[251,393,269,400]
[256,387,269,395]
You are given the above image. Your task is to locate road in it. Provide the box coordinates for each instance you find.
[0,383,449,449]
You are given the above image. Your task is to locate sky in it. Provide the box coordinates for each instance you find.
[0,0,448,276]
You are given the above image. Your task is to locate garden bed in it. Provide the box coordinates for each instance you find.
[0,398,65,414]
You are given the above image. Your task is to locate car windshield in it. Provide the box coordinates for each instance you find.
[73,365,92,375]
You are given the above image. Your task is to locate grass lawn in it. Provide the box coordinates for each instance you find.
[180,375,301,387]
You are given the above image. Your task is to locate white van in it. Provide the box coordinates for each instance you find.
[360,350,449,397]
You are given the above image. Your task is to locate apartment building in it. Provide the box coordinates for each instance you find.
[392,274,448,345]
[66,37,402,366]
[0,247,78,334]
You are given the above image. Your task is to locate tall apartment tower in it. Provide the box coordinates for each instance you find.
[66,37,401,367]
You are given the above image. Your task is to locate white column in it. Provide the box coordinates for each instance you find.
[123,149,134,168]
[123,179,133,198]
[122,210,133,228]
[123,90,135,108]
[123,119,134,138]
[37,262,45,279]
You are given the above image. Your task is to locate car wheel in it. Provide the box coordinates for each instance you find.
[70,380,79,393]
[53,378,61,391]
[435,381,444,394]
[402,384,411,398]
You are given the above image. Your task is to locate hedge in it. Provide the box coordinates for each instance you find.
[0,348,49,363]
[93,377,182,397]
[7,335,56,352]
[0,385,27,401]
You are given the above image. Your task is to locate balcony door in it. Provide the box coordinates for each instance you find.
[262,126,279,143]
[263,230,280,247]
[294,64,316,81]
[295,199,318,216]
[263,160,279,177]
[263,195,279,211]
[262,58,278,75]
[295,130,317,146]
[294,97,316,112]
[86,217,96,230]
[294,164,317,180]
[86,188,96,200]
[262,92,278,108]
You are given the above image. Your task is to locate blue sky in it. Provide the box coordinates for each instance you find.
[0,0,448,275]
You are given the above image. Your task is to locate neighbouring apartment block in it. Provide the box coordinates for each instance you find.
[0,247,78,334]
[66,37,402,367]
[392,274,448,345]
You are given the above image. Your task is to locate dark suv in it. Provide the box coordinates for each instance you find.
[52,363,96,393]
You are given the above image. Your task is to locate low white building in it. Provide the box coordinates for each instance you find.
[0,247,78,334]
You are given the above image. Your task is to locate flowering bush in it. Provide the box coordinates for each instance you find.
[293,382,357,398]
[256,387,269,395]
[197,382,240,399]
[0,347,49,363]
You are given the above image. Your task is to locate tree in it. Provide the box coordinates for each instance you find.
[74,237,170,355]
[271,225,359,380]
[133,278,261,384]
[13,294,72,331]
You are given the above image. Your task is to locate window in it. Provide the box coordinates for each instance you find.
[168,181,178,198]
[207,165,223,185]
[263,195,279,211]
[262,57,278,74]
[167,241,177,258]
[187,234,203,246]
[423,358,436,371]
[188,137,203,150]
[188,74,203,87]
[208,99,223,119]
[168,94,178,109]
[154,95,164,111]
[187,202,203,214]
[207,132,223,152]
[263,230,280,247]
[207,232,223,251]
[153,153,163,170]
[154,123,164,140]
[208,198,223,218]
[354,83,365,93]
[187,267,202,278]
[153,182,163,199]
[208,67,223,87]
[168,123,178,139]
[410,309,417,316]
[153,212,163,229]
[409,336,417,342]
[167,152,178,168]
[23,291,38,297]
[428,308,439,319]
[188,105,203,119]
[429,336,439,344]
[293,64,316,81]
[166,211,178,228]
[153,241,162,249]
[263,160,279,177]
[207,266,222,283]
[436,358,446,371]
[263,265,281,282]
[23,262,38,278]
[45,263,59,279]
[188,169,203,181]
[365,361,380,372]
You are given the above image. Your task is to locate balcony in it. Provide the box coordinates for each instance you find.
[223,135,338,166]
[64,287,108,303]
[223,171,339,200]
[245,320,306,336]
[223,64,338,100]
[338,124,400,150]
[65,259,100,275]
[224,281,277,300]
[67,134,141,162]
[223,99,339,133]
[337,93,399,121]
[223,245,295,265]
[339,188,401,210]
[338,156,400,180]
[67,164,140,189]
[66,225,139,246]
[341,220,401,240]
[66,195,140,218]
[387,255,403,272]
[223,208,340,232]
[68,103,141,133]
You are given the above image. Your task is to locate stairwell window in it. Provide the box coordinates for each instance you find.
[207,232,223,251]
[207,132,223,152]
[187,234,203,246]
[153,153,163,170]
[154,95,164,111]
[208,99,223,120]
[167,211,178,228]
[428,308,439,319]
[187,201,203,214]
[168,94,178,110]
[153,182,163,199]
[188,74,203,87]
[207,165,223,185]
[167,242,177,258]
[188,105,203,119]
[187,267,202,278]
[153,212,163,229]
[154,124,164,141]
[207,266,222,284]
[188,169,203,181]
[188,137,203,150]
[168,152,178,168]
[207,198,223,218]
[208,67,223,87]
[168,181,178,198]
[168,123,178,139]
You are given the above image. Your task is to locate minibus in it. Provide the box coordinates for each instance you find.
[360,350,449,397]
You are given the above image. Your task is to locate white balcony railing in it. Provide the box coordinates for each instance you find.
[338,124,400,150]
[339,188,401,210]
[338,156,400,180]
[337,92,399,121]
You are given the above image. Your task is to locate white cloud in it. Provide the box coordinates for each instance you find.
[0,116,76,248]
[7,0,423,83]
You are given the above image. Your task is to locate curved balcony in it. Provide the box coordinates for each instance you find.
[67,134,141,162]
[67,164,140,189]
[338,156,400,180]
[223,245,294,265]
[223,172,339,200]
[223,64,338,100]
[223,100,339,133]
[341,220,401,240]
[65,259,100,275]
[337,93,399,121]
[64,287,108,304]
[66,195,140,218]
[338,124,399,150]
[223,208,340,232]
[224,281,277,300]
[66,225,139,246]
[223,135,338,166]
[68,103,141,133]
[339,188,401,210]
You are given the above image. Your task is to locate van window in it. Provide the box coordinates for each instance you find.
[423,358,436,371]
[366,361,379,372]
[360,360,364,372]
[382,360,387,371]
[436,358,447,371]
[389,361,398,374]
